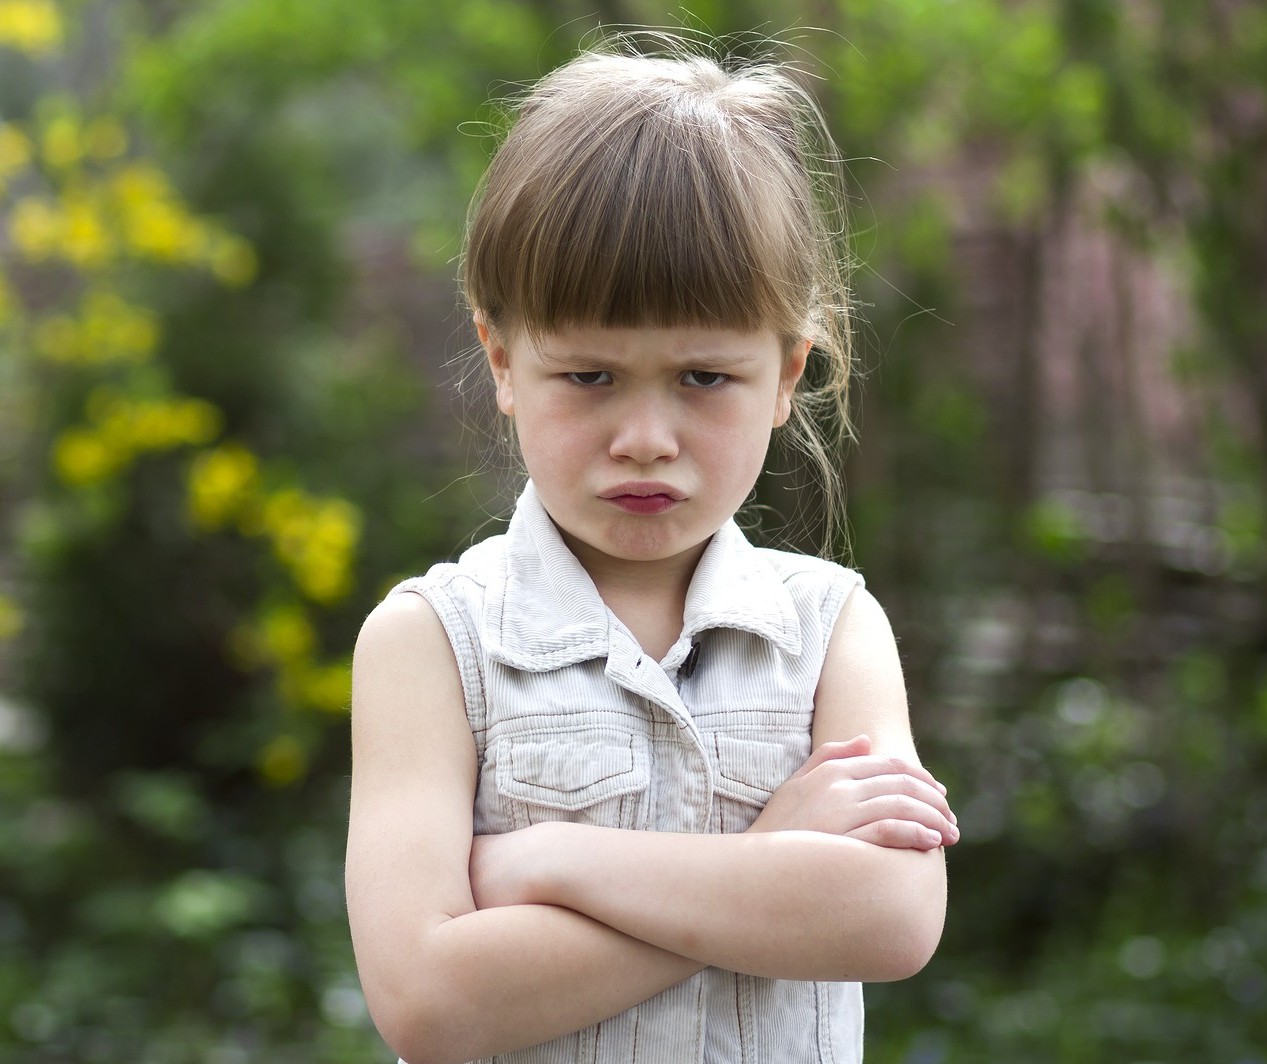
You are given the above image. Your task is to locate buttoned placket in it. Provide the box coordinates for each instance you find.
[603,626,716,835]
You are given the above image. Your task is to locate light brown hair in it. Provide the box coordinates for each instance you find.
[462,34,855,553]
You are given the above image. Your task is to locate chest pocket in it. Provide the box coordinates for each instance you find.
[709,732,808,833]
[494,731,652,831]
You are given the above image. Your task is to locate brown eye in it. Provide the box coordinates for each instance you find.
[567,371,611,385]
[682,370,727,388]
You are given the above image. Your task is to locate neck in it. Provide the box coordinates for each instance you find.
[561,535,709,661]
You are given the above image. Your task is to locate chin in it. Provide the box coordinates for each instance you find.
[610,527,708,564]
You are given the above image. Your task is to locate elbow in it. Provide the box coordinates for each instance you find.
[365,982,472,1064]
[366,998,431,1064]
[864,903,945,982]
[355,915,489,1064]
[863,854,948,982]
[824,845,946,983]
[376,1016,459,1064]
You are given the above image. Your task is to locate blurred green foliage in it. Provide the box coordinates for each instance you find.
[1,0,1265,1061]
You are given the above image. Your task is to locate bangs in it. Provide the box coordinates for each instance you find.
[464,63,817,340]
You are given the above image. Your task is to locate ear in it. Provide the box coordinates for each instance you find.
[773,339,811,428]
[475,311,514,417]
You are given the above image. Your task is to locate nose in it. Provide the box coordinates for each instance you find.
[609,393,679,465]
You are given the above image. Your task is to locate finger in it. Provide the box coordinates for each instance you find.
[847,819,945,851]
[845,773,957,824]
[789,735,871,780]
[822,754,946,796]
[851,794,960,844]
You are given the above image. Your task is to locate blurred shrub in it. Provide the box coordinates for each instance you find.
[1,0,487,1057]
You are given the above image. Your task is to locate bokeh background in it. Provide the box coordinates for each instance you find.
[2,1,1265,1061]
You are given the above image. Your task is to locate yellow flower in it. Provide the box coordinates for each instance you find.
[33,294,161,365]
[279,658,351,714]
[0,0,63,55]
[299,661,351,714]
[75,390,221,473]
[81,290,159,363]
[122,199,187,260]
[261,489,307,547]
[294,556,352,605]
[171,398,221,444]
[128,403,171,449]
[53,427,119,485]
[61,196,113,267]
[0,123,31,179]
[108,165,208,263]
[257,734,307,787]
[312,499,361,550]
[261,491,361,604]
[123,397,220,450]
[41,113,82,170]
[109,163,172,207]
[105,162,255,275]
[258,603,316,666]
[224,601,326,694]
[209,234,257,287]
[14,192,115,268]
[187,442,261,530]
[10,196,60,259]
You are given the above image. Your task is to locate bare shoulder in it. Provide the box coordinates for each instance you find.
[830,585,898,653]
[350,589,474,774]
[814,585,916,757]
[346,591,474,785]
[352,591,465,717]
[354,588,447,664]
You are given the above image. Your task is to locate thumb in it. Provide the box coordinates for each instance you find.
[790,734,871,779]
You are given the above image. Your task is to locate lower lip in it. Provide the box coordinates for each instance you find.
[607,494,679,515]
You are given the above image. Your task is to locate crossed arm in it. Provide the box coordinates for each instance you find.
[345,588,957,1064]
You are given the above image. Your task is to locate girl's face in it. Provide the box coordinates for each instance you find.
[480,321,808,583]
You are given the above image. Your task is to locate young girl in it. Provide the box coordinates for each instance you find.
[346,36,958,1064]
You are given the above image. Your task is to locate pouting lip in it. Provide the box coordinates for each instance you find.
[599,481,687,501]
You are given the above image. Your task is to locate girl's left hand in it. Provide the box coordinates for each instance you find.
[750,735,959,850]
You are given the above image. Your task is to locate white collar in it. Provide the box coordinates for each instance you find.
[480,481,802,671]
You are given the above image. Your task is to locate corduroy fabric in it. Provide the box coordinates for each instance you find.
[390,482,866,1064]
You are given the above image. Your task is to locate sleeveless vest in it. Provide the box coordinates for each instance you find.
[391,482,866,1063]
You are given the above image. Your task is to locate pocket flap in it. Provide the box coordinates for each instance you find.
[713,735,793,808]
[498,734,650,812]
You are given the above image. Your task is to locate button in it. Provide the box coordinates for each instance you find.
[680,642,701,678]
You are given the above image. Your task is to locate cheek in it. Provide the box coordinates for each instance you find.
[698,417,774,478]
[514,404,594,469]
[721,394,777,443]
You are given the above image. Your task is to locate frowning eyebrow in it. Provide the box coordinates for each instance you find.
[533,348,763,370]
